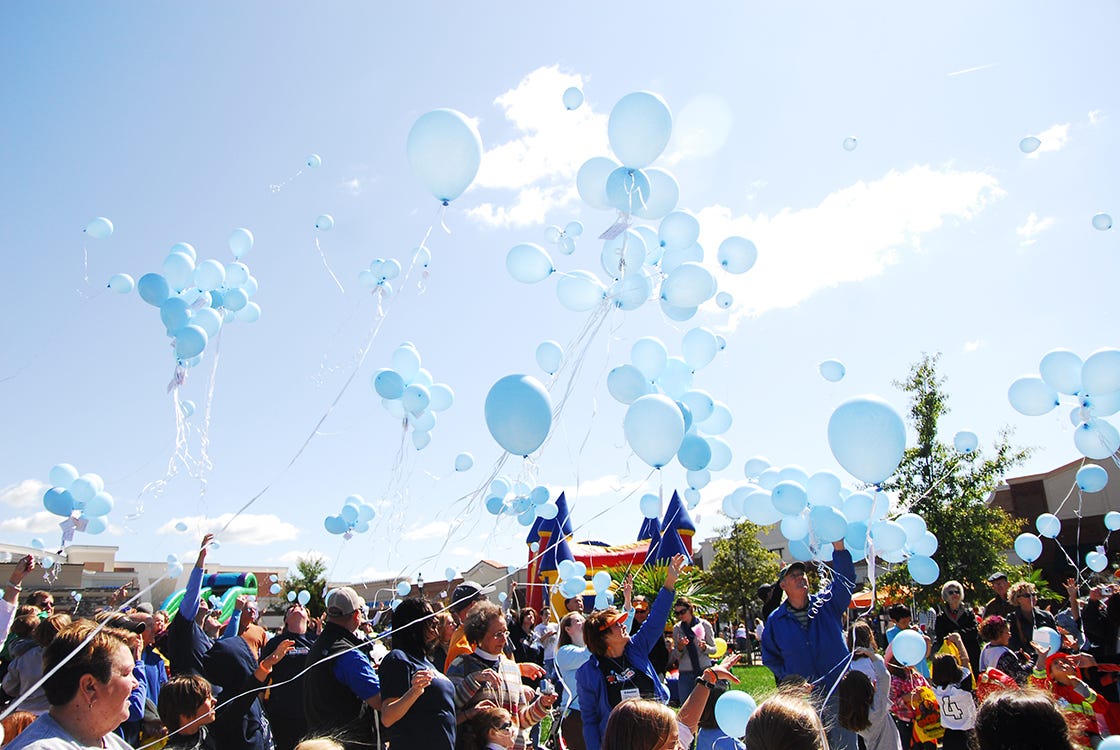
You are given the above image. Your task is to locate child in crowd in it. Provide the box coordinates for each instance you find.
[743,690,828,750]
[848,621,879,683]
[886,605,931,680]
[931,653,977,750]
[1029,650,1116,748]
[461,706,517,750]
[885,647,934,750]
[694,680,745,750]
[157,674,217,750]
[839,648,903,750]
[977,616,1032,685]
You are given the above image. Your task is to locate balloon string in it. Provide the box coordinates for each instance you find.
[197,329,223,509]
[267,167,303,194]
[1053,463,1083,515]
[314,237,346,293]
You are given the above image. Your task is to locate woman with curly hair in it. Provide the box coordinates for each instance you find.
[977,615,1032,685]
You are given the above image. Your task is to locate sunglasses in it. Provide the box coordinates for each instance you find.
[497,721,514,730]
[945,589,961,595]
[1018,593,1038,599]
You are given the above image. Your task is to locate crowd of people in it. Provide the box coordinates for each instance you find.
[0,535,1114,750]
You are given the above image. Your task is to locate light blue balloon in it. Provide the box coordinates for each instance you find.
[714,691,757,738]
[530,486,550,505]
[743,490,783,525]
[706,437,733,472]
[1084,390,1120,418]
[844,492,874,523]
[1077,464,1108,492]
[49,463,79,488]
[681,390,715,422]
[659,242,703,275]
[306,153,322,168]
[633,168,679,221]
[608,91,673,169]
[1039,349,1083,395]
[777,466,809,486]
[658,211,700,251]
[85,491,113,516]
[1106,512,1120,531]
[633,225,662,265]
[536,340,563,375]
[107,273,134,294]
[910,531,939,557]
[845,521,869,553]
[297,590,312,606]
[827,396,907,484]
[758,468,782,491]
[174,325,208,360]
[506,243,554,284]
[717,237,758,274]
[191,307,223,338]
[315,214,335,231]
[396,581,412,597]
[1014,533,1043,563]
[607,364,652,404]
[82,515,108,535]
[485,495,504,515]
[160,297,192,332]
[557,270,607,312]
[536,501,559,520]
[624,394,686,468]
[658,357,694,400]
[407,109,483,204]
[43,488,74,516]
[391,345,421,382]
[772,481,808,516]
[429,383,454,412]
[871,520,907,553]
[193,259,226,292]
[485,375,553,456]
[223,287,249,312]
[576,156,620,210]
[340,503,359,523]
[819,360,846,382]
[324,515,347,534]
[1082,348,1120,396]
[677,434,712,471]
[682,327,720,370]
[562,87,584,110]
[781,514,809,541]
[1088,550,1109,572]
[84,216,114,239]
[600,230,647,281]
[809,505,848,543]
[1008,377,1059,416]
[677,401,693,433]
[605,167,651,214]
[661,262,716,307]
[722,489,746,518]
[1094,213,1114,231]
[610,272,652,311]
[701,403,733,435]
[716,292,733,309]
[138,273,171,307]
[1075,418,1120,460]
[227,228,254,259]
[807,472,842,506]
[953,431,979,453]
[631,337,668,381]
[639,493,660,519]
[789,538,813,561]
[560,578,585,599]
[896,513,927,545]
[892,629,926,666]
[1035,513,1061,538]
[743,456,771,478]
[237,302,262,323]
[1019,136,1041,154]
[659,298,698,323]
[162,251,195,291]
[688,471,711,493]
[402,384,430,415]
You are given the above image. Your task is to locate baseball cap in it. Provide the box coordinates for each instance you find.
[451,581,495,612]
[326,587,367,617]
[102,614,147,634]
[987,572,1008,583]
[135,602,155,615]
[777,561,807,583]
[597,610,629,631]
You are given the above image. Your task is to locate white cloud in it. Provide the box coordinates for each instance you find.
[1088,110,1103,126]
[0,479,48,509]
[450,546,477,557]
[350,566,404,583]
[466,66,607,229]
[963,339,986,353]
[0,510,66,535]
[698,165,1004,327]
[402,521,452,541]
[275,549,326,566]
[1016,212,1056,246]
[341,177,363,196]
[156,513,299,545]
[1027,123,1070,159]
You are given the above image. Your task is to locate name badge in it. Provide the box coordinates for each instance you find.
[620,687,641,702]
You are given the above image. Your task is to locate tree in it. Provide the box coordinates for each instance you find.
[700,520,781,628]
[879,353,1031,609]
[281,555,328,617]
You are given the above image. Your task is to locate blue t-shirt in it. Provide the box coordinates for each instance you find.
[378,649,456,750]
[333,647,381,701]
[695,727,745,750]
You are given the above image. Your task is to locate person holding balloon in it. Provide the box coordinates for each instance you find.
[671,596,717,702]
[1005,581,1057,654]
[933,580,981,677]
[760,540,857,750]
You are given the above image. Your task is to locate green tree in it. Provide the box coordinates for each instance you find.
[282,555,328,617]
[880,353,1031,609]
[700,520,781,627]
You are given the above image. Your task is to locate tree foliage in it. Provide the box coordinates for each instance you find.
[699,520,781,624]
[281,555,328,617]
[607,564,717,614]
[879,353,1031,609]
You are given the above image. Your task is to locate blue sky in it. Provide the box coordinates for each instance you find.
[1,2,1117,585]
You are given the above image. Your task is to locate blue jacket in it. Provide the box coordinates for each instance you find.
[761,549,855,687]
[577,585,673,750]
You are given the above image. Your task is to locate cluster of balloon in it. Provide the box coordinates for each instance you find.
[485,375,552,457]
[611,332,731,489]
[358,257,402,298]
[119,235,262,373]
[41,463,114,537]
[715,691,757,739]
[556,559,592,603]
[546,221,583,255]
[324,495,377,539]
[370,343,455,450]
[1015,463,1113,571]
[407,108,483,207]
[483,479,559,527]
[1008,348,1120,460]
[287,589,312,606]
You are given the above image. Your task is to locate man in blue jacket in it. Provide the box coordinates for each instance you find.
[577,553,686,750]
[761,540,856,750]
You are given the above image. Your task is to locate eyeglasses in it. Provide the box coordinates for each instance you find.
[487,629,510,639]
[497,721,514,730]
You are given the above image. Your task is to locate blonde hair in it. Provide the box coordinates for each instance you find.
[1008,581,1036,602]
[603,699,676,750]
[294,740,344,750]
[744,691,828,750]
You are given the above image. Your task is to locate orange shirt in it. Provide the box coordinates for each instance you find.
[444,625,473,672]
